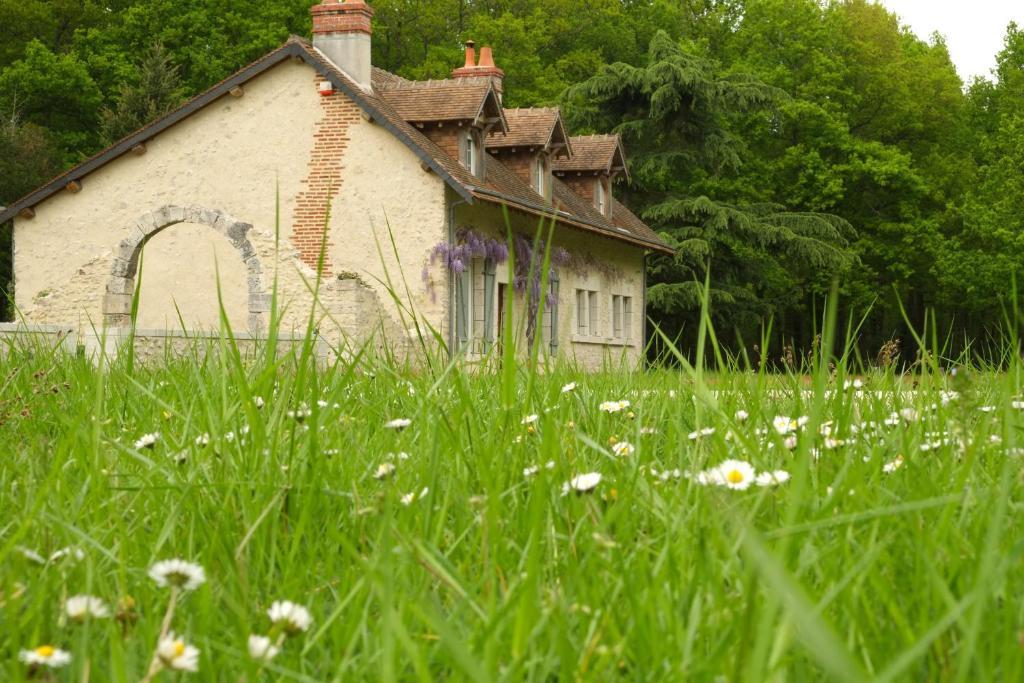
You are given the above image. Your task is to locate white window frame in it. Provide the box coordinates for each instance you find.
[594,177,607,215]
[533,154,549,199]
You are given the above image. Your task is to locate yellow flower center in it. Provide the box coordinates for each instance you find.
[35,646,55,658]
[173,641,185,657]
[727,470,745,484]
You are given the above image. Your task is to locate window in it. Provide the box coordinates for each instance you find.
[461,128,484,177]
[546,273,560,353]
[612,295,633,341]
[576,288,599,337]
[594,177,607,215]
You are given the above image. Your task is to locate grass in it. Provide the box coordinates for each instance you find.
[2,324,1024,682]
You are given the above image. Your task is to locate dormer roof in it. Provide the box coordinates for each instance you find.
[485,107,571,158]
[553,134,629,180]
[376,77,507,132]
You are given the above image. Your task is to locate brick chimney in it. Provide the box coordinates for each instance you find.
[311,0,375,91]
[452,40,504,99]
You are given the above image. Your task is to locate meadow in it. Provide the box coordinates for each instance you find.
[2,328,1024,681]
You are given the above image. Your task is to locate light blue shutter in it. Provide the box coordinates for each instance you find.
[456,269,470,348]
[549,272,560,354]
[483,258,496,349]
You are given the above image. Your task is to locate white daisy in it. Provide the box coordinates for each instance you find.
[194,433,210,447]
[65,595,110,621]
[979,405,996,413]
[640,426,658,435]
[523,465,540,477]
[1011,400,1024,410]
[373,462,396,480]
[148,559,206,591]
[783,435,798,450]
[521,414,539,425]
[134,432,160,449]
[703,460,757,490]
[687,427,715,440]
[561,382,577,393]
[287,406,312,422]
[734,410,749,422]
[253,395,265,409]
[268,600,313,635]
[599,400,630,414]
[772,416,808,435]
[19,646,71,668]
[883,455,905,473]
[48,546,85,563]
[384,418,412,430]
[755,470,791,487]
[611,441,635,457]
[247,634,280,661]
[400,487,429,506]
[562,472,602,495]
[843,378,863,390]
[157,633,200,671]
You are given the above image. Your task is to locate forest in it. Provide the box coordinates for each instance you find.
[1,0,1022,363]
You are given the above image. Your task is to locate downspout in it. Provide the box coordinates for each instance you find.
[447,195,469,358]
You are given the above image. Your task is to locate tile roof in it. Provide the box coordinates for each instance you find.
[485,107,570,155]
[375,77,505,129]
[552,134,626,175]
[1,37,669,254]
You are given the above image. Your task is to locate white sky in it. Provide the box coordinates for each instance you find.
[877,0,1023,82]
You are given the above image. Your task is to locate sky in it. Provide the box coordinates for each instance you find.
[877,0,1023,82]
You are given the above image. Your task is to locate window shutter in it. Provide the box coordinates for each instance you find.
[456,268,470,348]
[483,258,496,349]
[549,272,560,354]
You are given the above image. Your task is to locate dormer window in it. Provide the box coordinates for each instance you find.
[594,177,608,216]
[461,128,484,177]
[533,155,550,199]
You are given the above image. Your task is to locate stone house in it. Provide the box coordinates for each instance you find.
[0,0,672,368]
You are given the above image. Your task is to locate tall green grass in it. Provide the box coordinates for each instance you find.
[2,287,1024,681]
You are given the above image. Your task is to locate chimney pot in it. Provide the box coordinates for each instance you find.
[478,46,495,68]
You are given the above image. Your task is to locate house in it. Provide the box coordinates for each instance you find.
[0,0,672,368]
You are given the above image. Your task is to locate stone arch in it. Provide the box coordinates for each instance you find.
[103,205,267,332]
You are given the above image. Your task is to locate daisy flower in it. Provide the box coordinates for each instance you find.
[134,432,160,449]
[734,410,749,422]
[561,382,577,393]
[194,433,210,447]
[611,441,635,457]
[247,634,280,661]
[521,414,539,425]
[843,378,863,390]
[268,600,313,635]
[599,400,630,414]
[253,395,266,409]
[157,633,200,671]
[523,465,540,477]
[1012,400,1024,410]
[287,406,312,422]
[688,427,715,440]
[883,455,905,473]
[772,416,808,435]
[148,559,206,591]
[19,646,71,668]
[373,462,396,480]
[65,595,110,621]
[755,470,791,487]
[400,487,429,506]
[384,418,411,430]
[562,472,602,495]
[706,460,757,490]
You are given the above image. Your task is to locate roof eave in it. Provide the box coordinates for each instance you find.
[0,38,477,224]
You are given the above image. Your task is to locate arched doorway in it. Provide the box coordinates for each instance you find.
[103,205,266,333]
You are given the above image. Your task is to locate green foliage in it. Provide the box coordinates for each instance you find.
[0,0,1019,357]
[99,43,185,144]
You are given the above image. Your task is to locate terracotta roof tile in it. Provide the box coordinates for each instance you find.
[376,78,499,124]
[485,108,569,154]
[552,134,625,174]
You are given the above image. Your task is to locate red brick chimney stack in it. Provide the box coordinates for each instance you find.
[311,0,375,90]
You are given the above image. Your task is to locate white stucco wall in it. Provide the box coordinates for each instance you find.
[10,58,446,351]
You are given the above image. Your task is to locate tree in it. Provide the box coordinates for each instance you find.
[100,43,185,144]
[565,30,856,343]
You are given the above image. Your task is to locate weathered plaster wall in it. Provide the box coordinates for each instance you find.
[11,59,440,351]
[327,116,448,350]
[451,202,646,370]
